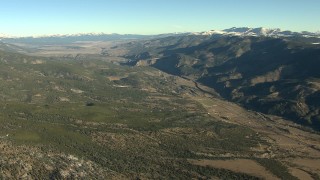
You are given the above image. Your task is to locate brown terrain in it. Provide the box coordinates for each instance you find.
[189,159,279,180]
[174,75,320,179]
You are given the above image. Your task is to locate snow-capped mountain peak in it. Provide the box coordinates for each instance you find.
[193,30,226,36]
[196,27,319,38]
[222,27,282,36]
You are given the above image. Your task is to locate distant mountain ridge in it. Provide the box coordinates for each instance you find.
[1,27,319,44]
[195,27,320,38]
[0,33,190,45]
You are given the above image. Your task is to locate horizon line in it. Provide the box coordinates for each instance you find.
[1,27,319,38]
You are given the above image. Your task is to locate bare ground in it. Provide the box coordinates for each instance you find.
[189,159,280,180]
[288,167,314,180]
[172,76,320,179]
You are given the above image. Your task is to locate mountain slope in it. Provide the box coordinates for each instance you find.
[122,34,320,130]
[199,38,320,129]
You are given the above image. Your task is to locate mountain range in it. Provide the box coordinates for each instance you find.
[196,27,320,38]
[1,27,319,44]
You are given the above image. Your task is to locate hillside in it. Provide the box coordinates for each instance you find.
[120,34,320,130]
[200,38,320,129]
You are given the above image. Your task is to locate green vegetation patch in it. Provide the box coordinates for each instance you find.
[256,158,298,180]
[11,131,41,143]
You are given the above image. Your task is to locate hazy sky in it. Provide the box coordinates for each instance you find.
[0,0,319,36]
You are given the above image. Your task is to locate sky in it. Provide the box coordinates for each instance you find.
[0,0,319,36]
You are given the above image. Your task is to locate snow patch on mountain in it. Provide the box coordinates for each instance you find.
[193,30,227,36]
[196,27,320,38]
